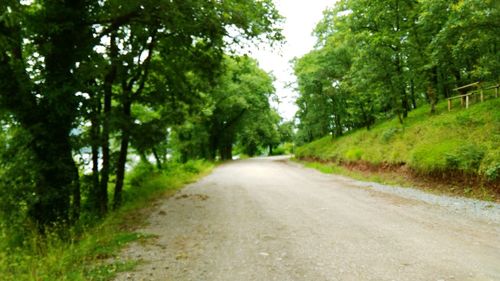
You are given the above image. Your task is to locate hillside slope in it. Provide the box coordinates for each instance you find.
[296,99,500,189]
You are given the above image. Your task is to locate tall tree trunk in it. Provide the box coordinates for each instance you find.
[70,160,81,223]
[401,88,409,118]
[220,142,233,160]
[359,103,371,130]
[208,131,218,161]
[89,92,101,215]
[98,33,118,215]
[410,79,417,109]
[113,95,132,209]
[427,85,437,114]
[32,0,90,228]
[28,129,78,230]
[99,96,111,214]
[152,147,163,170]
[428,67,439,114]
[334,113,343,137]
[0,0,91,230]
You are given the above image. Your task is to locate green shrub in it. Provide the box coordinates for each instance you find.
[182,160,202,174]
[270,146,286,155]
[485,163,500,181]
[409,140,463,171]
[480,149,500,181]
[127,161,155,187]
[344,147,363,161]
[0,160,213,281]
[445,144,485,173]
[381,127,401,143]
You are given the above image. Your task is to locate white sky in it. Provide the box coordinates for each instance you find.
[249,0,336,121]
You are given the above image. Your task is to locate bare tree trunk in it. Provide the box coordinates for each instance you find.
[152,147,163,170]
[113,95,131,209]
[98,33,118,215]
[410,79,417,109]
[427,85,437,114]
[89,89,102,215]
[70,161,81,223]
[28,129,76,230]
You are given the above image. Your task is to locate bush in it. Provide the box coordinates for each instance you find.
[182,160,202,174]
[480,149,500,181]
[445,144,485,173]
[409,140,462,172]
[0,159,214,281]
[127,161,155,187]
[344,147,363,161]
[381,127,401,143]
[270,146,286,155]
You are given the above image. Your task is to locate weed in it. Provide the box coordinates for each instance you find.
[296,99,500,182]
[0,161,213,281]
[381,127,401,143]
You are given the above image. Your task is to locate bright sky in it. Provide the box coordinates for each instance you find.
[250,0,336,121]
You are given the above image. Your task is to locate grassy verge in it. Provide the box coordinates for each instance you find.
[296,98,500,199]
[295,158,498,202]
[0,160,213,281]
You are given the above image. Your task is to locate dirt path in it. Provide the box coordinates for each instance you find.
[114,157,500,281]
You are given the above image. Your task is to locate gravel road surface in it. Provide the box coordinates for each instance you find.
[114,157,500,281]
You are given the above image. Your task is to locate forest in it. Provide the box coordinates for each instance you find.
[293,0,499,192]
[0,0,288,269]
[294,0,499,143]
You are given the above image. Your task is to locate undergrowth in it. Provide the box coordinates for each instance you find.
[298,160,498,201]
[0,160,213,281]
[296,98,500,183]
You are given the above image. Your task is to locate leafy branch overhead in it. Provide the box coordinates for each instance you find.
[0,0,283,230]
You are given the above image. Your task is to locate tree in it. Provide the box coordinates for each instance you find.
[0,0,93,228]
[172,55,278,161]
[0,0,283,229]
[294,0,499,142]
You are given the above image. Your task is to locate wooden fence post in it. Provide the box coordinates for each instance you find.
[448,99,451,111]
[466,95,469,109]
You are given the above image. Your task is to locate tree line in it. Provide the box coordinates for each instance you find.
[294,0,499,145]
[0,0,284,233]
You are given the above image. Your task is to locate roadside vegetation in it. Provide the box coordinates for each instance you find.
[296,99,500,200]
[0,160,213,281]
[292,0,499,199]
[1,0,498,279]
[0,0,286,280]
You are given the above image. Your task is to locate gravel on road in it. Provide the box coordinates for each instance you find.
[114,157,500,281]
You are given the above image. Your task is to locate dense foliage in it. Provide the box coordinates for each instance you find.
[294,0,499,144]
[0,0,283,237]
[0,160,213,281]
[173,55,283,161]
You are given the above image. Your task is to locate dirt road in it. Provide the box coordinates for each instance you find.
[115,157,500,281]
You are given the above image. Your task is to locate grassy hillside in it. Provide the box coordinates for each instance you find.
[296,98,500,183]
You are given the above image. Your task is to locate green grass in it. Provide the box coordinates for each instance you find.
[297,158,498,201]
[299,160,405,186]
[0,160,213,281]
[296,98,500,181]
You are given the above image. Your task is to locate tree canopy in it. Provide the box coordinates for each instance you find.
[0,0,283,232]
[294,0,499,144]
